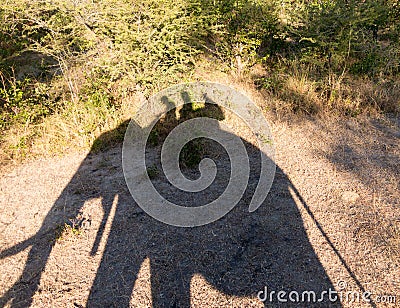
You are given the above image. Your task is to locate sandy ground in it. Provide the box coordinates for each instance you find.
[0,114,399,307]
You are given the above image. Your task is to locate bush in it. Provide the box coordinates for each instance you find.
[191,0,281,73]
[0,0,399,162]
[0,71,52,129]
[286,0,399,77]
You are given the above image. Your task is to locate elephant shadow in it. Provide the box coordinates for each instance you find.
[0,101,341,307]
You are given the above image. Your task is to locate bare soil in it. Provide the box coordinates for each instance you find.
[0,114,399,307]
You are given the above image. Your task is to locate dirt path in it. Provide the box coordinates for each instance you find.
[0,116,399,307]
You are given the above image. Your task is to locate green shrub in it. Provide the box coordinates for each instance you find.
[191,0,281,72]
[287,0,399,77]
[0,73,52,129]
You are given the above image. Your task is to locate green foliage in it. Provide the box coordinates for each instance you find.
[0,0,400,162]
[287,0,400,77]
[192,0,281,71]
[179,138,205,169]
[55,222,82,241]
[147,165,159,179]
[148,130,160,147]
[0,72,52,129]
[82,0,204,89]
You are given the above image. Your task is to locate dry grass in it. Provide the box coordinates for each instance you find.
[0,81,139,166]
[1,53,399,168]
[290,114,400,261]
[254,60,400,116]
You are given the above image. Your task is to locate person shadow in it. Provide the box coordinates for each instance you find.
[0,93,341,307]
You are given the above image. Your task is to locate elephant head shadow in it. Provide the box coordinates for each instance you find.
[0,100,341,307]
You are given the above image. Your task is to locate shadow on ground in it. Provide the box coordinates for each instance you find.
[0,101,342,307]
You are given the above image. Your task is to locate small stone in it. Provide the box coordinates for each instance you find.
[342,191,360,203]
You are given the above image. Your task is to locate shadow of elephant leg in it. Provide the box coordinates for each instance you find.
[87,203,146,308]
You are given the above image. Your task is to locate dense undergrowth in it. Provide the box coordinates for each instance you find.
[0,0,399,162]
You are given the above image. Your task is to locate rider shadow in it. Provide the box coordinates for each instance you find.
[0,94,341,307]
